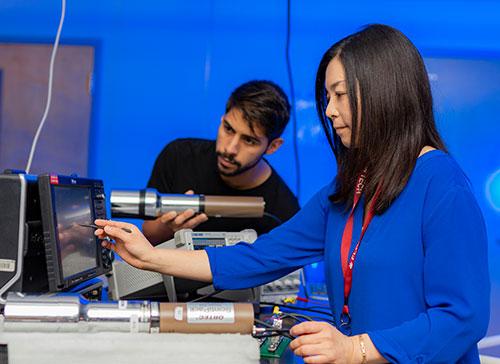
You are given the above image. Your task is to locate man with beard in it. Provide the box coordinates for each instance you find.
[142,80,300,244]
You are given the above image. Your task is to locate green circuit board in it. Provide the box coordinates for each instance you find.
[260,335,291,359]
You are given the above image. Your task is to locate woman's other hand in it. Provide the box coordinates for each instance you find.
[289,321,355,364]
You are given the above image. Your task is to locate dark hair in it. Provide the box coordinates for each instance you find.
[225,80,291,141]
[315,24,446,213]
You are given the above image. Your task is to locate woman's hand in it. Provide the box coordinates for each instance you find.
[289,321,355,364]
[94,219,155,270]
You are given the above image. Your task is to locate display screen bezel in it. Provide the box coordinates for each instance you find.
[38,174,106,292]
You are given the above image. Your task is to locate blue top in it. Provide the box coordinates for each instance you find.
[205,150,490,363]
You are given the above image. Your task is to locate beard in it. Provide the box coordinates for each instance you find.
[216,151,263,177]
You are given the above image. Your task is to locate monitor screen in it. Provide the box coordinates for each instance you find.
[53,185,97,279]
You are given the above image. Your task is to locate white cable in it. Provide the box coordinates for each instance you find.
[25,0,66,173]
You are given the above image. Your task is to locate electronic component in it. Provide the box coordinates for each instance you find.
[110,189,265,219]
[109,229,257,302]
[259,316,292,359]
[268,317,284,352]
[0,172,113,303]
[173,229,258,250]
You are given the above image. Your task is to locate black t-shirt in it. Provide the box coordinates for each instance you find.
[147,138,300,235]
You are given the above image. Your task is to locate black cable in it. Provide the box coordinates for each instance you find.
[255,329,291,335]
[279,312,335,326]
[253,333,282,338]
[253,326,294,340]
[263,211,283,225]
[286,0,300,199]
[254,318,276,329]
[188,290,223,302]
[280,312,313,321]
[253,331,293,340]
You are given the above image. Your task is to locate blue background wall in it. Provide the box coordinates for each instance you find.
[1,0,499,352]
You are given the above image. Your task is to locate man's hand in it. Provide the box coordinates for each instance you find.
[142,190,209,244]
[289,321,355,364]
[158,190,209,232]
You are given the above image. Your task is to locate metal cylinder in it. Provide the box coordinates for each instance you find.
[1,294,157,333]
[159,195,201,214]
[82,300,157,333]
[110,189,160,218]
[110,189,264,219]
[111,189,202,219]
[1,293,80,332]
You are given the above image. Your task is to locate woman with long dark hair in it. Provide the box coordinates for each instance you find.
[96,25,489,363]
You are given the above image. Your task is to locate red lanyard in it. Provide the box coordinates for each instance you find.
[339,171,381,328]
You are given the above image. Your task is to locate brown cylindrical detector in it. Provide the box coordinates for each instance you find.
[159,302,254,334]
[203,196,264,218]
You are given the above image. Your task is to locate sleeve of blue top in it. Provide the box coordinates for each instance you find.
[205,182,333,290]
[368,185,490,363]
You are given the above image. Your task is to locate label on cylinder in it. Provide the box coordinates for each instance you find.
[174,306,183,321]
[186,303,235,324]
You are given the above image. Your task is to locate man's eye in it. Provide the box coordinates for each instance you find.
[245,138,258,146]
[336,92,347,97]
[224,125,233,133]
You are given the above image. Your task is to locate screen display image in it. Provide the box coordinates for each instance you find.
[53,186,97,279]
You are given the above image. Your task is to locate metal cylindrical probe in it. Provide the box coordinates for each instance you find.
[111,189,264,219]
[1,295,155,333]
